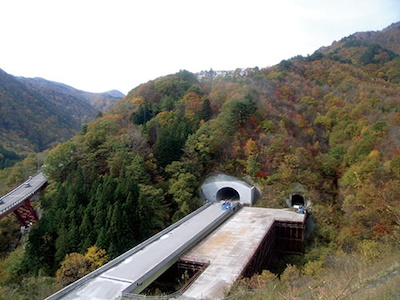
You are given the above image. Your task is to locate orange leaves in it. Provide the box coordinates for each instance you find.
[130,97,144,106]
[244,138,258,156]
[183,92,200,102]
[371,224,390,239]
[183,92,202,120]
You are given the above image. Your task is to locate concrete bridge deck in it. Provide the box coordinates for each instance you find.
[181,207,306,299]
[46,202,239,300]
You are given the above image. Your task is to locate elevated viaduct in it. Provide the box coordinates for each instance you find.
[0,172,47,227]
[46,174,306,300]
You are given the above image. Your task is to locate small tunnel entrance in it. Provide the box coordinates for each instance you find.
[216,187,240,201]
[291,194,305,207]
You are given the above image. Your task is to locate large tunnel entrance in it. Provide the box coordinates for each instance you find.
[216,187,240,201]
[291,194,305,207]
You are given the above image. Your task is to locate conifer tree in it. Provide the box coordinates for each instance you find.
[198,98,212,122]
[79,208,96,251]
[95,228,108,251]
[54,226,69,265]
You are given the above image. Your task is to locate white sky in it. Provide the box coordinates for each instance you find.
[0,0,399,94]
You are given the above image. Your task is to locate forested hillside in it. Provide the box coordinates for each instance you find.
[18,77,123,114]
[0,23,399,299]
[0,70,122,155]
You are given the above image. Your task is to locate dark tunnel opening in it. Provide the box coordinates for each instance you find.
[291,194,305,207]
[216,187,240,201]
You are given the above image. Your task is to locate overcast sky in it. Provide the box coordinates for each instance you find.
[0,0,399,94]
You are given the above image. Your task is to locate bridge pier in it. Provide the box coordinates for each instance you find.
[13,199,38,227]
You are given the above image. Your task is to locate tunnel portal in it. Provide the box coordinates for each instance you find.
[291,194,305,207]
[201,174,256,205]
[216,187,240,201]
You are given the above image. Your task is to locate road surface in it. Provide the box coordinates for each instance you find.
[0,172,47,218]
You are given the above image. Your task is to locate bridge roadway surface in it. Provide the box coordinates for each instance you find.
[181,207,306,299]
[0,172,47,218]
[47,202,237,300]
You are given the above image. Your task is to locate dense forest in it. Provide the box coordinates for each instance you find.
[0,23,399,299]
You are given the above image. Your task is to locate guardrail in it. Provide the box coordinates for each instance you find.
[45,201,220,300]
[0,172,47,216]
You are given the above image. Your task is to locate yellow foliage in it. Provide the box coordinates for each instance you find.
[85,246,108,269]
[102,113,121,122]
[314,114,332,128]
[357,240,382,262]
[55,253,92,286]
[244,139,258,156]
[130,97,144,106]
[56,246,108,286]
[368,149,380,159]
[155,111,179,127]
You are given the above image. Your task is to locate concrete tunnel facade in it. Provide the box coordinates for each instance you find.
[201,174,257,205]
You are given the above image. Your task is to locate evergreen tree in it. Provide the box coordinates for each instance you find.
[67,224,81,254]
[138,184,171,235]
[154,119,192,167]
[93,175,116,232]
[198,98,212,122]
[54,226,69,265]
[95,228,109,251]
[107,202,125,256]
[21,217,58,275]
[79,207,96,250]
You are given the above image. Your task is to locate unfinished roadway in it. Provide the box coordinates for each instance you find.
[46,204,306,300]
[45,202,240,300]
[181,207,306,299]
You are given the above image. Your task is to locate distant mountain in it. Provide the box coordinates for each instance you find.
[103,90,125,98]
[18,77,123,113]
[0,69,124,154]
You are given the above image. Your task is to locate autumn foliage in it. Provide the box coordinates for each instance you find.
[0,23,399,299]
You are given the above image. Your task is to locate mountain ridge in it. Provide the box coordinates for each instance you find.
[0,69,123,154]
[16,76,124,112]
